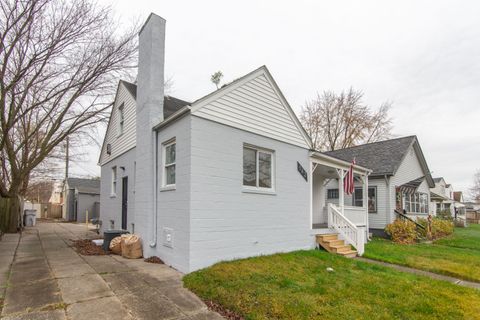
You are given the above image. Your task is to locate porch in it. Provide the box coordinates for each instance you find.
[310,152,371,255]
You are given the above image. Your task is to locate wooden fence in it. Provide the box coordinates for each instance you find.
[467,211,480,224]
[47,204,62,219]
[0,196,22,233]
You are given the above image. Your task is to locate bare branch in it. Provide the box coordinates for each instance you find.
[0,0,138,197]
[300,88,392,151]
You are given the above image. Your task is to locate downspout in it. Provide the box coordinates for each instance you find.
[384,174,391,224]
[150,130,158,248]
[365,172,370,240]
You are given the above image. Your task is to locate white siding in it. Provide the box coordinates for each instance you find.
[99,82,136,166]
[100,148,136,234]
[322,178,389,229]
[189,116,312,272]
[367,179,390,229]
[388,144,431,224]
[192,71,309,149]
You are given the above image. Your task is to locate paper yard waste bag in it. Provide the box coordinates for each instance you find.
[121,234,143,259]
[109,235,127,255]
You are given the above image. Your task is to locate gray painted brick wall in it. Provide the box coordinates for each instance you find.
[189,116,312,271]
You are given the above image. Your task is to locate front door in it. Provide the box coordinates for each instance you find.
[122,177,128,230]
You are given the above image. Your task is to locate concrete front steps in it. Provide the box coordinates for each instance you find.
[316,234,357,258]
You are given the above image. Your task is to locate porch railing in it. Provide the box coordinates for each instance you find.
[328,203,365,255]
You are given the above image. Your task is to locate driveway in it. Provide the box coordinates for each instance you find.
[0,221,223,320]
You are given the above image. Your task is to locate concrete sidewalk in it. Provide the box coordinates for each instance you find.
[0,222,223,320]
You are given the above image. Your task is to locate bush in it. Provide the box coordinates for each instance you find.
[437,210,453,221]
[385,219,417,244]
[431,219,454,238]
[417,217,454,240]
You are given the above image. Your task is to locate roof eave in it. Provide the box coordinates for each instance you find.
[153,106,191,131]
[310,151,372,174]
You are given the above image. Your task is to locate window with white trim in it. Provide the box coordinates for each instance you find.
[163,140,176,187]
[404,192,428,214]
[118,103,125,136]
[243,145,274,190]
[353,187,377,213]
[111,166,117,196]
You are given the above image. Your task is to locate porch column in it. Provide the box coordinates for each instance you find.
[337,169,345,215]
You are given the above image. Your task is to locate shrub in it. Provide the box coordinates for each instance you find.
[385,219,417,244]
[417,217,454,240]
[437,210,453,221]
[431,219,454,239]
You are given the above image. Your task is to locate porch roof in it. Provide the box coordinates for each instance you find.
[430,191,449,201]
[310,151,371,175]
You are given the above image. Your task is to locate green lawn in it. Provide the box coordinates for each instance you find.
[183,250,480,320]
[364,224,480,282]
[435,223,480,250]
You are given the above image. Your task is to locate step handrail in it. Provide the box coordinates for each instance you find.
[328,203,365,255]
[394,209,426,230]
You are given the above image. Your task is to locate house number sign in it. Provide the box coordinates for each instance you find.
[297,162,308,182]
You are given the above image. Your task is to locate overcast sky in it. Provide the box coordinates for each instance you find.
[70,0,480,197]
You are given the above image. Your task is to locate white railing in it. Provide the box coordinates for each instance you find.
[328,203,365,255]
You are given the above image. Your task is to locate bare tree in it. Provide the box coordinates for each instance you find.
[469,170,480,202]
[0,0,138,231]
[24,180,54,203]
[300,88,392,151]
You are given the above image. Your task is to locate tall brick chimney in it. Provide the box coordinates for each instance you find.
[135,13,166,249]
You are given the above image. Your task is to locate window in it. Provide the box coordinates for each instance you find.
[118,103,125,136]
[163,140,176,187]
[327,189,339,199]
[403,192,428,214]
[353,187,377,213]
[111,166,117,196]
[243,145,274,190]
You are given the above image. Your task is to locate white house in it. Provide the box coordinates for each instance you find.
[98,13,371,273]
[324,136,435,236]
[430,178,466,218]
[430,177,455,216]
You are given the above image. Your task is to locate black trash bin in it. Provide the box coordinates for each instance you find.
[103,229,129,252]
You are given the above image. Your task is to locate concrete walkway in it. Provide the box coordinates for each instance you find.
[0,222,223,320]
[357,257,480,290]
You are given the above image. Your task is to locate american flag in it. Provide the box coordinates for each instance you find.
[344,158,356,195]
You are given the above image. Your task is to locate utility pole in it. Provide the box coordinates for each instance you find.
[65,136,69,180]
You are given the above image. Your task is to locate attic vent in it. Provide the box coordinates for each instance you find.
[106,144,112,155]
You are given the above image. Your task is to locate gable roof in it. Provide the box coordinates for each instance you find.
[119,80,190,119]
[98,81,190,165]
[66,178,100,195]
[433,177,444,184]
[325,136,435,187]
[325,136,415,177]
[189,65,312,148]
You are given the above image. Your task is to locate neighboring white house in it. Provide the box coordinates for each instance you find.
[430,178,466,218]
[430,177,455,216]
[98,13,371,273]
[324,136,435,235]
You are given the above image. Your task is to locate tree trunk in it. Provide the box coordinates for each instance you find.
[0,196,22,233]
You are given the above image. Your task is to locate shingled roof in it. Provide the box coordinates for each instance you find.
[66,178,100,195]
[120,80,190,119]
[325,136,417,178]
